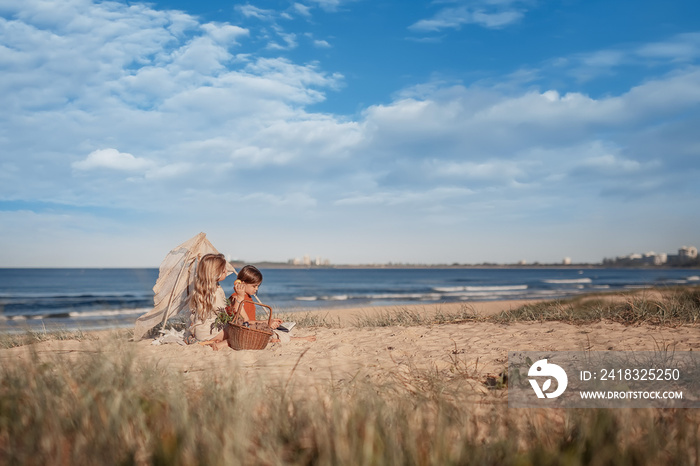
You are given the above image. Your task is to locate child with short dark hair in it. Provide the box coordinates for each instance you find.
[231,265,315,343]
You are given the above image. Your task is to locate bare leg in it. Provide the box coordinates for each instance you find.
[199,330,227,350]
[211,340,229,351]
[270,335,316,343]
[292,335,316,342]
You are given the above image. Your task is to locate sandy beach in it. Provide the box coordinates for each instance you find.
[3,294,699,391]
[3,290,700,464]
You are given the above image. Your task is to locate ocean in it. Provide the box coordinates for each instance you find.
[1,267,698,333]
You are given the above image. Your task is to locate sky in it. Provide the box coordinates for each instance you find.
[1,0,699,267]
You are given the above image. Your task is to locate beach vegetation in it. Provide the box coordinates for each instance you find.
[1,286,699,464]
[0,328,96,349]
[352,305,481,328]
[342,286,700,328]
[491,286,700,326]
[276,311,342,329]
[0,340,698,465]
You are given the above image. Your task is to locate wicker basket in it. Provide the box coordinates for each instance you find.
[226,299,273,350]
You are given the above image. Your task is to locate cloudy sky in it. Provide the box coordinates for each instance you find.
[1,0,699,267]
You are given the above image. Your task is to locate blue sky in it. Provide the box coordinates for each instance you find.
[1,0,699,267]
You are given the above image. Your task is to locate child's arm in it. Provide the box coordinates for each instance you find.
[231,280,247,315]
[229,281,251,323]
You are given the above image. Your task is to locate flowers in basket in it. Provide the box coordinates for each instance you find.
[212,297,243,332]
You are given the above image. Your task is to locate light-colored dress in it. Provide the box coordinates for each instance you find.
[189,286,227,341]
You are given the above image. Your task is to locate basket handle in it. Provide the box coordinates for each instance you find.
[231,298,273,327]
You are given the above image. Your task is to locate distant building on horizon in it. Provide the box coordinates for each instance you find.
[604,245,697,267]
[667,246,698,265]
[288,254,331,266]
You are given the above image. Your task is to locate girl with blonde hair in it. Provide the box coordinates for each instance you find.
[188,253,229,350]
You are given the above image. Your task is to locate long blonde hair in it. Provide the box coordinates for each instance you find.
[191,253,227,321]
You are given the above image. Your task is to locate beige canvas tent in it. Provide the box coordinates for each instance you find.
[133,232,236,340]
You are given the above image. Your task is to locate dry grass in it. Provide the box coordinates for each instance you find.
[330,286,700,329]
[352,305,482,328]
[0,328,97,349]
[276,311,342,329]
[491,286,700,326]
[2,286,700,464]
[1,339,699,465]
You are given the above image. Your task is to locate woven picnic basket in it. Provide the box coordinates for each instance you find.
[226,299,273,350]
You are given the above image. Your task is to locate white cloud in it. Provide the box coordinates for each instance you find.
[472,10,523,28]
[235,4,276,21]
[72,149,154,172]
[334,187,474,206]
[293,3,312,17]
[637,33,700,62]
[431,159,526,181]
[266,28,298,50]
[169,36,232,73]
[202,23,249,46]
[539,32,700,83]
[239,191,317,208]
[306,0,347,13]
[409,1,529,32]
[576,154,642,173]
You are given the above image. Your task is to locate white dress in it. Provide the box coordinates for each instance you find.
[189,286,227,341]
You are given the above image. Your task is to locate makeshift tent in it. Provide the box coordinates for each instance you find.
[133,232,237,340]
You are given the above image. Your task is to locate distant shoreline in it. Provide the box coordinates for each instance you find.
[235,262,700,271]
[1,264,699,270]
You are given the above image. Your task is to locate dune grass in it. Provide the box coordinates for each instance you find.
[1,340,699,465]
[490,286,700,326]
[0,327,97,349]
[345,286,700,329]
[1,287,700,464]
[276,311,342,329]
[352,305,481,328]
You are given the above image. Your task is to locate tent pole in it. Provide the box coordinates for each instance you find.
[159,250,195,332]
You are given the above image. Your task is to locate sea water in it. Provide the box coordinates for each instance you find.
[0,267,697,333]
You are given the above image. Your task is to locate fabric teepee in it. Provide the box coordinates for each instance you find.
[133,232,236,340]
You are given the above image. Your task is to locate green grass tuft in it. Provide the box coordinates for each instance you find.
[352,304,482,328]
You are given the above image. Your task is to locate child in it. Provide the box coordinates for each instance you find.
[231,265,315,343]
[230,265,283,328]
[187,253,229,350]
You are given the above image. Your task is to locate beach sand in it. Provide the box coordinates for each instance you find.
[2,294,699,393]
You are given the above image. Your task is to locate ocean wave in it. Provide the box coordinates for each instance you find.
[294,292,446,302]
[0,308,150,322]
[368,293,443,301]
[328,295,348,301]
[68,308,149,318]
[0,291,150,299]
[448,290,531,299]
[687,276,699,281]
[542,278,593,284]
[433,285,528,292]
